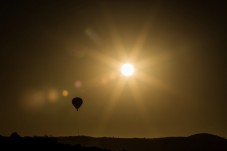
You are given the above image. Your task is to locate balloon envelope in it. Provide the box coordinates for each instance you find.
[72,97,83,111]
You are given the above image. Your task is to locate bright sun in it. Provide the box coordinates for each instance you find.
[120,63,135,77]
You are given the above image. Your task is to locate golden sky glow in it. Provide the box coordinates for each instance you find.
[0,1,226,138]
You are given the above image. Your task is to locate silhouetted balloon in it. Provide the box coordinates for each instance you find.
[72,97,83,111]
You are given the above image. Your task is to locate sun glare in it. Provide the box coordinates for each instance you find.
[121,63,135,77]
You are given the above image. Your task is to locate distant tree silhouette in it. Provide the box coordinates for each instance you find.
[10,132,21,139]
[0,132,109,151]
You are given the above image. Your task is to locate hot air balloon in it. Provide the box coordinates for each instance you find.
[72,97,83,111]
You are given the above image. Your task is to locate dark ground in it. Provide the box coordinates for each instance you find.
[1,132,227,151]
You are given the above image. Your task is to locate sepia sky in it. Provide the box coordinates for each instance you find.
[0,0,226,138]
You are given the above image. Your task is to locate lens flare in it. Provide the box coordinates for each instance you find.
[62,90,69,97]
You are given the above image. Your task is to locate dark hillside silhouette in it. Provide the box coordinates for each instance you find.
[0,132,109,151]
[58,133,227,151]
[1,132,227,151]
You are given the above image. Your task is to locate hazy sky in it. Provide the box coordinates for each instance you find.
[0,1,226,138]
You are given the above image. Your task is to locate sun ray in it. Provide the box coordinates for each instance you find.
[88,50,120,69]
[107,78,126,114]
[135,70,176,96]
[97,78,127,131]
[129,23,150,61]
[128,78,148,120]
[106,17,128,60]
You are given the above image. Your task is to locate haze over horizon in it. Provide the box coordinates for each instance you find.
[0,1,226,138]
